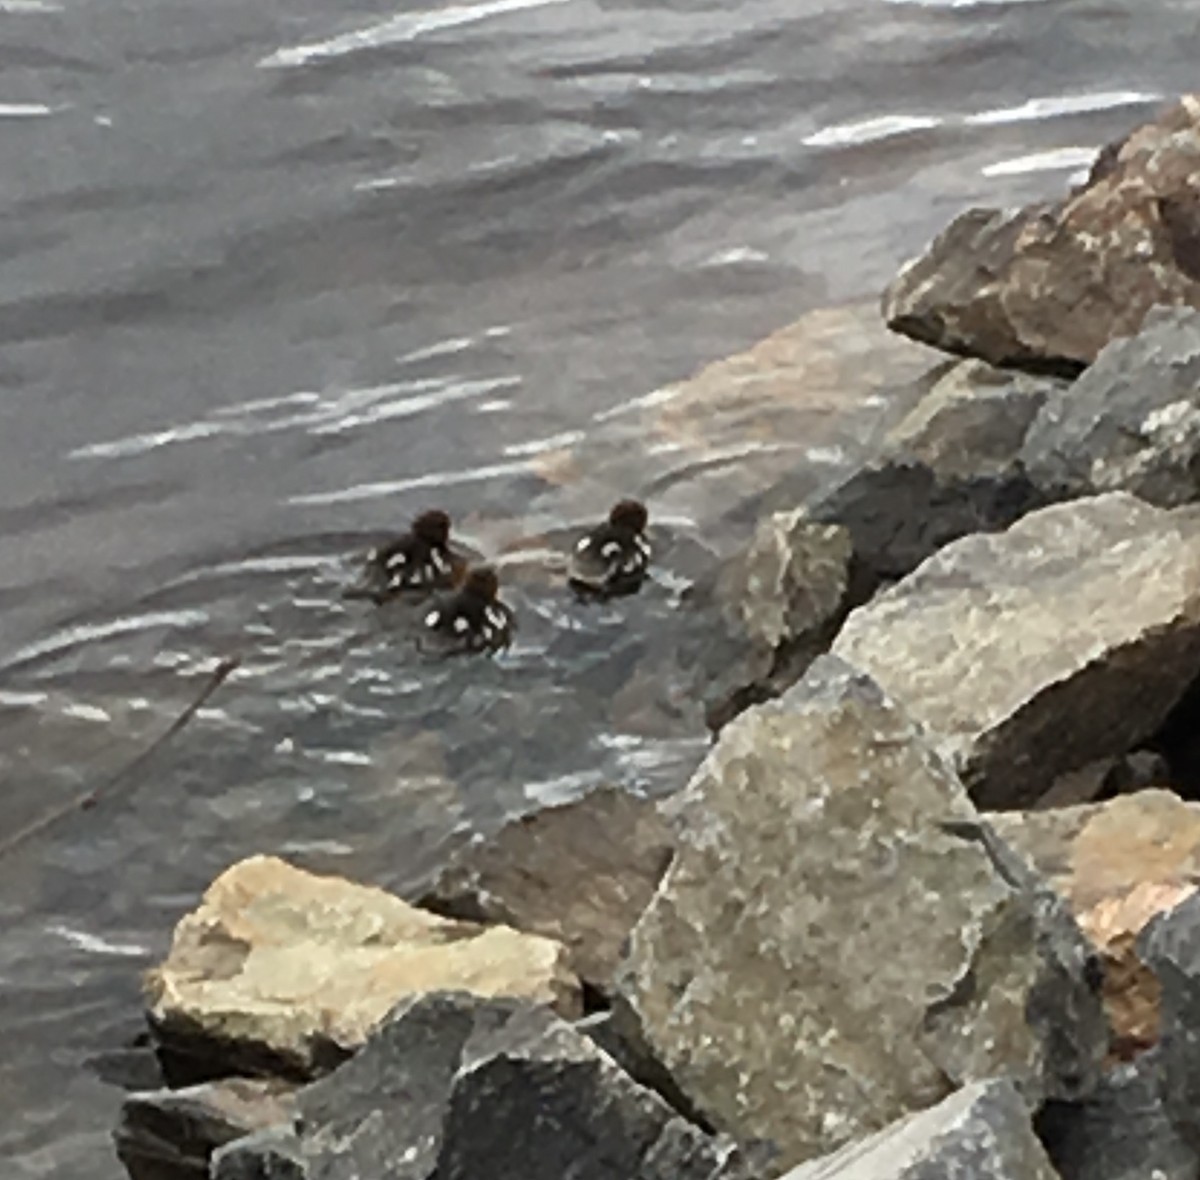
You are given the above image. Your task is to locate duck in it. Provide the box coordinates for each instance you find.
[345,509,465,603]
[421,565,514,654]
[568,499,651,599]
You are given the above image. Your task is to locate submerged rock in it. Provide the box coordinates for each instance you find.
[832,493,1200,810]
[615,655,1106,1167]
[1022,306,1200,507]
[1037,1048,1199,1180]
[992,789,1200,1059]
[144,856,580,1084]
[884,95,1200,371]
[417,786,674,993]
[681,509,854,732]
[113,1077,296,1180]
[779,1079,1058,1180]
[211,993,767,1180]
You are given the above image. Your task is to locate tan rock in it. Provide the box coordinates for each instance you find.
[884,95,1200,371]
[145,855,581,1080]
[992,790,1200,1059]
[418,786,674,992]
[832,493,1200,809]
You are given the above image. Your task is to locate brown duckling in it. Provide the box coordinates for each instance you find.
[345,509,465,603]
[422,565,514,654]
[568,499,651,599]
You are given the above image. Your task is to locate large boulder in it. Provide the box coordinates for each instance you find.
[614,655,1106,1168]
[832,493,1200,810]
[883,95,1200,372]
[991,789,1200,1059]
[1022,306,1200,507]
[211,993,768,1180]
[144,856,580,1084]
[778,1079,1058,1180]
[113,1077,296,1180]
[417,786,675,993]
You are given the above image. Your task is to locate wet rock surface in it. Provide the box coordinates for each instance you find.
[779,1079,1059,1180]
[416,785,674,994]
[680,509,854,732]
[614,654,1106,1168]
[833,493,1200,810]
[144,855,581,1084]
[210,993,768,1180]
[113,1077,297,1180]
[1037,1048,1199,1180]
[1022,305,1200,507]
[884,95,1200,371]
[991,789,1200,1059]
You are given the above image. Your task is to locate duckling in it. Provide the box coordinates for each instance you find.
[422,565,514,654]
[345,509,465,603]
[568,499,651,599]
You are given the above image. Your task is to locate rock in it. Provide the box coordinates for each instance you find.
[681,509,854,732]
[614,655,1106,1168]
[801,359,1054,590]
[777,1079,1058,1180]
[991,790,1200,1060]
[1022,306,1200,507]
[883,95,1200,371]
[1035,749,1171,810]
[1037,1047,1198,1180]
[832,492,1200,810]
[1140,891,1200,1155]
[417,786,674,993]
[113,1077,296,1180]
[210,1127,306,1180]
[144,855,580,1084]
[213,993,768,1180]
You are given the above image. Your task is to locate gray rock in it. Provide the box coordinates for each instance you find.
[803,359,1054,589]
[1023,305,1200,507]
[210,1127,306,1180]
[832,492,1200,809]
[417,786,674,993]
[1140,891,1200,1156]
[883,96,1200,371]
[113,1077,296,1180]
[213,993,762,1180]
[682,509,854,732]
[614,655,1106,1168]
[1037,1048,1198,1180]
[778,1079,1058,1180]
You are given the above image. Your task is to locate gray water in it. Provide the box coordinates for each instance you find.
[1,0,1197,1172]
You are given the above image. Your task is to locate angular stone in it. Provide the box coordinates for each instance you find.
[1037,1048,1199,1180]
[1023,306,1200,507]
[884,96,1200,371]
[212,994,766,1180]
[832,493,1200,810]
[417,787,674,993]
[802,359,1053,590]
[113,1077,296,1180]
[210,1127,306,1180]
[144,856,580,1083]
[1140,891,1200,1155]
[681,509,854,732]
[615,655,1106,1167]
[992,789,1200,1059]
[778,1079,1058,1180]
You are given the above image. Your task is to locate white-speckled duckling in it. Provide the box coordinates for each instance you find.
[346,509,466,603]
[568,499,651,599]
[422,565,514,654]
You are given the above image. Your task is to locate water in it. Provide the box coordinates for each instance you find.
[1,0,1196,1172]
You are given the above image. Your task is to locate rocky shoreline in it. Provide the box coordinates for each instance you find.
[114,95,1200,1180]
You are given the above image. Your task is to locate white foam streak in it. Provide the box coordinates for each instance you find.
[982,146,1099,177]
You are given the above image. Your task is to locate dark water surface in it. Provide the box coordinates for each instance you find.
[1,0,1197,1172]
